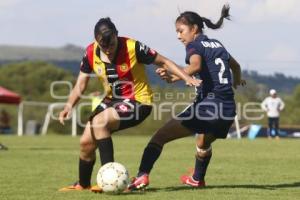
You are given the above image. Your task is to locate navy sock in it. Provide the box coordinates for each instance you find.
[96,137,114,165]
[79,158,95,187]
[192,153,212,181]
[138,143,163,176]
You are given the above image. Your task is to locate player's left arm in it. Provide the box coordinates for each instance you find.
[229,55,246,89]
[157,54,202,82]
[135,41,201,86]
[153,54,201,86]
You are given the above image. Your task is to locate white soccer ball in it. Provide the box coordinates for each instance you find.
[96,162,130,193]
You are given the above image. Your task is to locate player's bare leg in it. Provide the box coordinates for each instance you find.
[129,119,193,190]
[89,108,120,193]
[59,122,97,191]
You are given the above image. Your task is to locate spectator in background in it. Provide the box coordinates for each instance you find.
[0,109,12,134]
[261,89,285,139]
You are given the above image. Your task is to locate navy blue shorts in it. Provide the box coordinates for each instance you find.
[177,96,235,138]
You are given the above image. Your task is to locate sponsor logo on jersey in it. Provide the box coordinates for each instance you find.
[119,64,129,72]
[118,104,129,112]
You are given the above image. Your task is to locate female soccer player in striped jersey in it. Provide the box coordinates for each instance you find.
[58,17,200,192]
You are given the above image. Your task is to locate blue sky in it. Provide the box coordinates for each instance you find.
[0,0,299,77]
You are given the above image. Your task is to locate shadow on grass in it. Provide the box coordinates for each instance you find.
[54,182,300,196]
[143,182,300,192]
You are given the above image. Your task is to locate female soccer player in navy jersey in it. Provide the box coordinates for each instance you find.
[129,4,246,190]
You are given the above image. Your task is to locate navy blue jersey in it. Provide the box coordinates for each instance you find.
[179,34,236,136]
[186,34,234,99]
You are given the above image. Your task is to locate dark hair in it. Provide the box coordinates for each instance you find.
[176,4,230,32]
[94,17,118,47]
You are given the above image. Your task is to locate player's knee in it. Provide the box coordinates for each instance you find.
[92,111,119,132]
[195,145,212,158]
[91,113,107,128]
[197,133,216,149]
[80,138,95,153]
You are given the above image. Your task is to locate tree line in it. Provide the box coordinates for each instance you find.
[0,61,299,135]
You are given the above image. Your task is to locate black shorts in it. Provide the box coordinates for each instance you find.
[89,98,152,131]
[177,97,235,138]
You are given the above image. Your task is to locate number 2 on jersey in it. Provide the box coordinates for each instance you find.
[215,58,228,84]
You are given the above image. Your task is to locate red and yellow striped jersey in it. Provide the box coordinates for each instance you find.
[80,37,157,105]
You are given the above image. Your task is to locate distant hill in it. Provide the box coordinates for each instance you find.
[0,44,84,61]
[242,70,300,94]
[0,44,84,75]
[0,44,299,93]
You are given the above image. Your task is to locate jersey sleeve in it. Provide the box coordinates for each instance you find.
[135,41,158,64]
[185,42,204,64]
[80,49,93,74]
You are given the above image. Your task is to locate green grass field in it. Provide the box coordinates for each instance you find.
[0,135,299,200]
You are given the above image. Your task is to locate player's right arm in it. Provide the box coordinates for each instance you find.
[59,72,90,125]
[59,45,94,125]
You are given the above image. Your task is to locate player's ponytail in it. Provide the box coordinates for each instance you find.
[202,4,230,30]
[176,4,230,32]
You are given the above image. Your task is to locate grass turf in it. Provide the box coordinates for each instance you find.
[0,135,299,200]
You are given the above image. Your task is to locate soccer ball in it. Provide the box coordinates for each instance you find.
[96,162,130,193]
